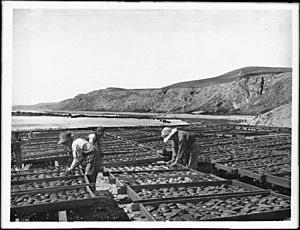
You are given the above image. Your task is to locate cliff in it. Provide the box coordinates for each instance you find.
[51,67,292,115]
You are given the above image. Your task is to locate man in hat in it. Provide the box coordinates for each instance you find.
[58,132,100,188]
[161,127,200,170]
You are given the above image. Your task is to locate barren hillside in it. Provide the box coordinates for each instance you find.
[13,67,292,120]
[243,103,292,128]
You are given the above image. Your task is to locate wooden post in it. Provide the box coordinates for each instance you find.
[58,210,67,222]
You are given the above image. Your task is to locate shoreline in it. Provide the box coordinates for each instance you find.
[12,110,255,121]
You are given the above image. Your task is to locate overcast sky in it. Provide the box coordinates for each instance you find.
[12,8,293,105]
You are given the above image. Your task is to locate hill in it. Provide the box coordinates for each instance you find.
[12,102,58,111]
[163,67,291,89]
[13,66,292,119]
[243,102,292,128]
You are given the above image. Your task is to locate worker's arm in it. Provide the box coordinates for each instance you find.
[68,145,84,171]
[69,156,84,171]
[167,140,178,164]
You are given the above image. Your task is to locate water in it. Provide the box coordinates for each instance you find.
[11,116,188,131]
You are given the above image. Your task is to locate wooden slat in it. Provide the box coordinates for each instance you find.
[11,183,95,196]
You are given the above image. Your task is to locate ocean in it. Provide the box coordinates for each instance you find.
[11,115,188,131]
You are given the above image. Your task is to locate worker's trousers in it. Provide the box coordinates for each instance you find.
[82,150,100,187]
[183,142,200,170]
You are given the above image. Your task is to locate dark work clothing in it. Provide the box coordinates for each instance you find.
[87,132,103,172]
[82,149,100,184]
[172,130,197,160]
[11,135,22,168]
[171,130,200,169]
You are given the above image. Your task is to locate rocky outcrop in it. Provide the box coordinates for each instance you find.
[13,67,292,116]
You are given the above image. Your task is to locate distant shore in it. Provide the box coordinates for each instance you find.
[12,110,255,122]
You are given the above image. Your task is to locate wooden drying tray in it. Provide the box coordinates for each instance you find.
[127,179,266,211]
[22,150,68,159]
[108,168,191,183]
[102,156,168,168]
[113,171,225,194]
[139,190,291,221]
[213,155,290,175]
[209,150,289,165]
[237,163,291,183]
[11,183,95,196]
[11,174,84,185]
[11,170,81,181]
[102,160,175,176]
[265,172,291,188]
[104,164,188,176]
[10,183,104,216]
[22,155,71,164]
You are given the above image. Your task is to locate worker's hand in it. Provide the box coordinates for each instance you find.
[166,160,173,165]
[66,167,72,175]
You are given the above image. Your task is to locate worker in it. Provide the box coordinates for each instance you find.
[11,132,23,171]
[161,127,200,170]
[58,132,100,188]
[88,126,106,171]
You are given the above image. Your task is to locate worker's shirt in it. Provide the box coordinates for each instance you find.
[171,131,197,161]
[70,138,96,170]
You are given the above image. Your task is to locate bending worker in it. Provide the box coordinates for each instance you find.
[58,132,100,187]
[161,127,200,170]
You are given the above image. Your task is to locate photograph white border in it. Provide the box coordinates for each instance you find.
[2,1,299,229]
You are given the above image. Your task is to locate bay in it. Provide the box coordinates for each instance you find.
[11,116,188,131]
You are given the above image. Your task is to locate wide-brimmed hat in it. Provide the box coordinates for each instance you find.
[161,127,177,143]
[58,132,73,144]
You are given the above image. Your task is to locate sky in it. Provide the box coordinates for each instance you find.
[12,7,293,105]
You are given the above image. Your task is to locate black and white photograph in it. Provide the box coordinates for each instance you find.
[2,1,299,229]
